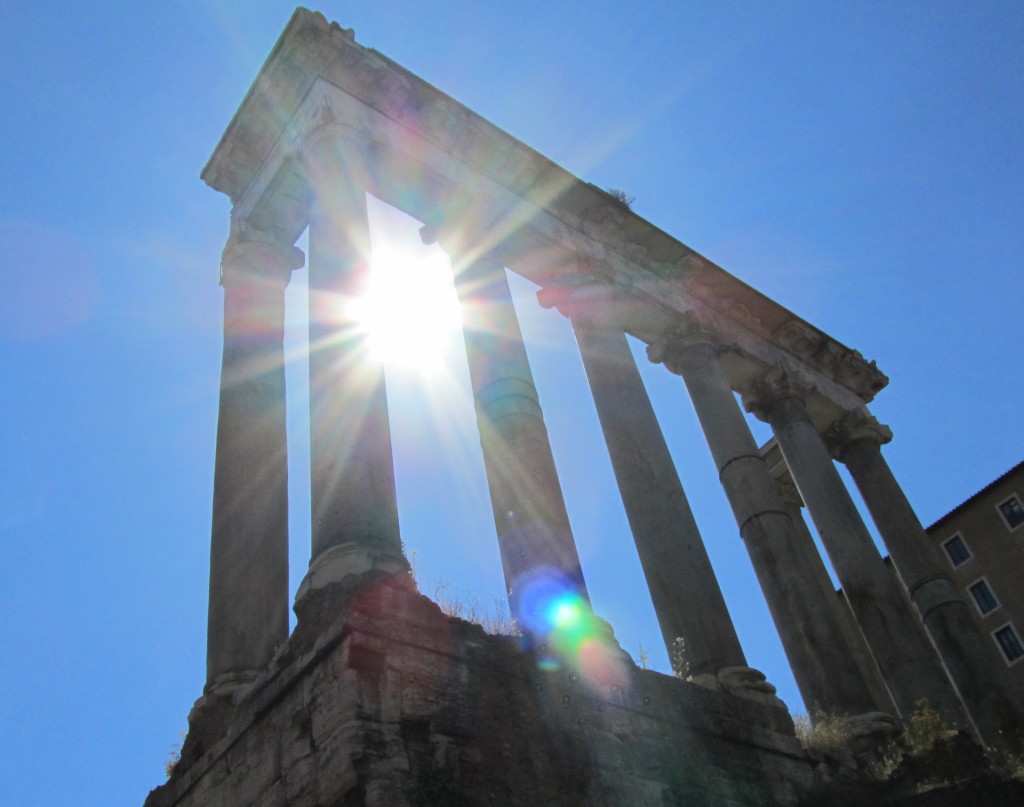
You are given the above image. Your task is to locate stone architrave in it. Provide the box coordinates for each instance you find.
[829,410,1024,745]
[207,216,302,695]
[447,249,589,608]
[744,369,970,728]
[648,320,877,715]
[298,120,407,599]
[541,281,745,677]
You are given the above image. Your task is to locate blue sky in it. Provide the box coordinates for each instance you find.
[1,2,1022,804]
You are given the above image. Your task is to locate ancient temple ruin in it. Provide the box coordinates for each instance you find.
[146,9,1024,806]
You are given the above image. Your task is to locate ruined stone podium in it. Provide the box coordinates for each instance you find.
[145,8,1024,806]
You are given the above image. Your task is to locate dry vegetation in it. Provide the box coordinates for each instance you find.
[429,581,520,636]
[794,699,1024,793]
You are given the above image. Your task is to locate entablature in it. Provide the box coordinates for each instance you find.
[201,7,887,426]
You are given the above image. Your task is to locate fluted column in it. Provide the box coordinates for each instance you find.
[744,368,969,727]
[649,321,876,714]
[830,409,1024,744]
[297,121,406,600]
[207,215,302,695]
[451,252,588,611]
[541,282,744,677]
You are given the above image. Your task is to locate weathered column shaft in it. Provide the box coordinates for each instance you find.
[749,379,968,725]
[553,285,744,676]
[765,450,895,712]
[834,414,1024,743]
[454,256,587,606]
[300,123,405,593]
[649,328,877,714]
[207,227,300,693]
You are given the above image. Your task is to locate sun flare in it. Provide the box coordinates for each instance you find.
[347,246,462,373]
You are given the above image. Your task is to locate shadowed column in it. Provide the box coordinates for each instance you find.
[830,409,1024,745]
[207,216,302,695]
[297,121,406,600]
[763,440,896,713]
[541,282,745,677]
[744,369,970,729]
[452,253,588,611]
[649,321,877,715]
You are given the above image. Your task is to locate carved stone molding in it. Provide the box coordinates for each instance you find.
[773,319,888,403]
[773,319,821,359]
[580,196,629,242]
[717,296,764,330]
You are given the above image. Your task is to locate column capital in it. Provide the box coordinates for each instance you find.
[220,215,304,288]
[825,408,893,460]
[536,275,617,321]
[297,104,374,208]
[741,365,814,422]
[297,101,369,162]
[646,314,727,376]
[418,191,513,267]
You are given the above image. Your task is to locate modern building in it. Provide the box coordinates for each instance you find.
[927,460,1024,684]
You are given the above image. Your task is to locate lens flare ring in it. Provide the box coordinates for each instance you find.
[512,567,629,693]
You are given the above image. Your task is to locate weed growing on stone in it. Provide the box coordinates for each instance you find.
[670,637,691,680]
[792,699,1021,793]
[636,641,650,670]
[605,188,635,209]
[795,701,958,762]
[793,709,853,756]
[431,581,520,636]
[902,699,954,754]
[164,732,186,779]
[1005,749,1024,781]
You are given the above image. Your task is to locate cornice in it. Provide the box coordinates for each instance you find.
[201,7,888,405]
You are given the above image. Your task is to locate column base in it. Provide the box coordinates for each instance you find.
[189,669,261,725]
[721,667,787,708]
[843,711,902,754]
[295,543,411,607]
[690,667,789,711]
[204,669,260,697]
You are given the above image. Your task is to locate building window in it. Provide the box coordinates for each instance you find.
[996,494,1024,530]
[968,578,1000,615]
[993,624,1024,664]
[942,534,971,567]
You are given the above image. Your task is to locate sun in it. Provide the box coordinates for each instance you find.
[348,245,462,374]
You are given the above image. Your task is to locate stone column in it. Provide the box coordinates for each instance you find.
[451,252,588,610]
[207,216,303,696]
[540,282,745,677]
[744,368,969,727]
[648,322,877,714]
[763,441,895,713]
[297,121,406,601]
[830,409,1024,743]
